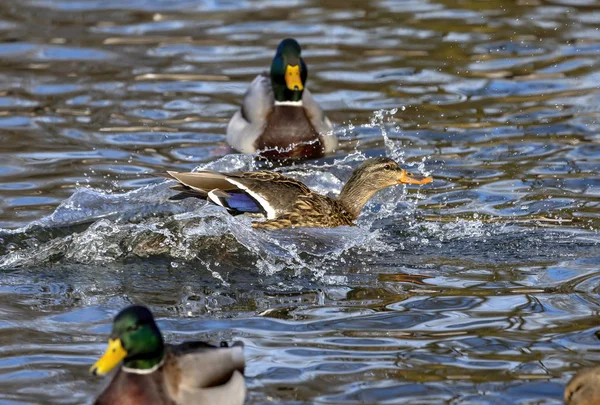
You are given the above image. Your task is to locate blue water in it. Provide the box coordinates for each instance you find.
[0,0,600,404]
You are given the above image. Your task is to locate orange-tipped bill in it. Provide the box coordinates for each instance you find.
[90,338,128,376]
[285,64,303,91]
[399,170,433,185]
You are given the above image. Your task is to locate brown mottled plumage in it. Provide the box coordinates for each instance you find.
[565,366,600,405]
[166,157,433,229]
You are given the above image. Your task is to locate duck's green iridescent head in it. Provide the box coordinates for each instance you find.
[270,38,307,102]
[90,305,165,375]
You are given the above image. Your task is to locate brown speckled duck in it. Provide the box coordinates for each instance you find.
[167,157,432,229]
[565,365,600,405]
[226,38,336,160]
[90,305,246,405]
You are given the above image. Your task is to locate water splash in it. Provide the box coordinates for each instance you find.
[0,154,409,275]
[364,108,405,162]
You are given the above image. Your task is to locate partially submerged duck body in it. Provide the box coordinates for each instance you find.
[167,157,432,229]
[565,366,600,405]
[91,305,246,405]
[226,38,336,160]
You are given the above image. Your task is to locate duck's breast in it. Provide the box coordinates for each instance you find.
[257,105,324,159]
[94,370,175,405]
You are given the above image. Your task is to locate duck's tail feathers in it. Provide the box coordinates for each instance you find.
[167,184,210,201]
[169,190,206,201]
[166,170,226,201]
[167,170,231,190]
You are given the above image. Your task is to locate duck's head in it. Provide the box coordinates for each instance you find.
[339,157,433,218]
[270,38,307,102]
[90,305,164,376]
[349,157,433,189]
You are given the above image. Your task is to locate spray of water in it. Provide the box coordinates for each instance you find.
[0,114,437,279]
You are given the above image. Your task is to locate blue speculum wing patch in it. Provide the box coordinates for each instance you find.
[222,191,263,213]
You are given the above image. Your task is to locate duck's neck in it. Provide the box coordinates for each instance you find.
[337,177,380,219]
[272,81,303,103]
[122,350,164,373]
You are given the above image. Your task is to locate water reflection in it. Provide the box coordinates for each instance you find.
[0,0,600,404]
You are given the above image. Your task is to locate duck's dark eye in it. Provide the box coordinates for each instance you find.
[128,324,139,332]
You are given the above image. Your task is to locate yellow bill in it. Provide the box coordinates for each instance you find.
[90,338,128,376]
[399,170,433,185]
[285,65,303,91]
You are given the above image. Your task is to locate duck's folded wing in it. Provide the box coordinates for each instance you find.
[227,74,273,153]
[167,170,310,217]
[302,88,337,153]
[174,343,245,390]
[179,370,246,405]
[240,74,274,124]
[223,172,311,218]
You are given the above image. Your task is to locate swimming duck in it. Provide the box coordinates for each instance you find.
[90,305,246,405]
[565,366,600,405]
[564,331,600,405]
[226,38,336,160]
[167,157,432,229]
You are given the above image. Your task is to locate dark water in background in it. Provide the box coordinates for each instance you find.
[0,0,600,403]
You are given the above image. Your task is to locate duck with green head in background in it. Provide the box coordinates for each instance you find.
[226,38,337,160]
[90,305,246,405]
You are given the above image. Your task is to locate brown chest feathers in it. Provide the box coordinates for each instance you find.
[94,368,176,405]
[256,105,324,159]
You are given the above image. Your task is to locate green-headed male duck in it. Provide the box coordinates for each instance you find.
[226,38,336,160]
[167,157,432,229]
[90,305,246,405]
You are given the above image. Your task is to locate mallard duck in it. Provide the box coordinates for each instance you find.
[166,157,432,229]
[90,305,246,405]
[226,38,336,160]
[565,365,600,405]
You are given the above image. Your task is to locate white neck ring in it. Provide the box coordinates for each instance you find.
[122,357,165,375]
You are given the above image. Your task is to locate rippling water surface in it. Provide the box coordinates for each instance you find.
[1,0,600,404]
